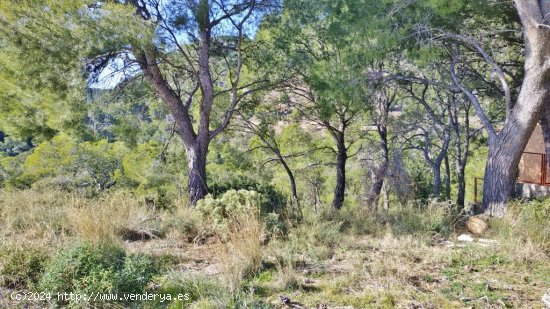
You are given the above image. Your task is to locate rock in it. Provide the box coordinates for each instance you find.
[457,234,474,242]
[204,263,222,275]
[279,295,305,308]
[279,295,291,305]
[542,289,550,308]
[466,216,488,235]
[119,227,162,241]
[441,240,456,247]
[477,238,498,247]
[478,238,498,245]
[303,278,315,284]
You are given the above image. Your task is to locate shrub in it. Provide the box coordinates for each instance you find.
[38,243,158,305]
[197,189,262,230]
[209,175,286,215]
[0,246,48,288]
[198,189,283,241]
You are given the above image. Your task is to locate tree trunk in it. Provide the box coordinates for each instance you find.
[483,70,550,216]
[382,182,389,211]
[186,143,209,205]
[280,157,299,204]
[134,27,215,206]
[456,166,466,208]
[432,163,442,197]
[135,48,210,205]
[444,154,451,200]
[453,116,468,209]
[333,135,347,210]
[367,124,389,211]
[482,0,550,217]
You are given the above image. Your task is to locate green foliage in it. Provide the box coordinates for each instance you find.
[23,134,127,191]
[197,189,263,228]
[0,1,89,139]
[209,175,286,215]
[0,152,29,188]
[38,243,158,305]
[0,246,48,288]
[491,199,550,256]
[157,272,229,307]
[198,189,286,242]
[389,199,456,236]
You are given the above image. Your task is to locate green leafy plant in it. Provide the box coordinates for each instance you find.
[198,189,263,229]
[0,246,48,288]
[38,242,158,305]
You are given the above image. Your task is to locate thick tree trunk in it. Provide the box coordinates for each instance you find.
[367,124,389,211]
[483,139,522,217]
[482,1,550,217]
[333,136,347,210]
[186,143,209,205]
[134,27,215,205]
[136,48,211,205]
[483,83,549,215]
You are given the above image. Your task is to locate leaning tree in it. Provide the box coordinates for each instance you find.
[479,1,550,216]
[84,0,280,204]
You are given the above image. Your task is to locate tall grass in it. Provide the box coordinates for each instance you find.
[490,200,550,262]
[0,189,158,246]
[218,212,265,293]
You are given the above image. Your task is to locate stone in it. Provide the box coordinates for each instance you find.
[542,289,550,308]
[478,238,498,245]
[466,216,488,235]
[457,234,474,242]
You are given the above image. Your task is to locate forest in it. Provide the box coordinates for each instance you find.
[0,0,549,308]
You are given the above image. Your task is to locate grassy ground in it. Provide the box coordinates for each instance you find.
[0,189,548,308]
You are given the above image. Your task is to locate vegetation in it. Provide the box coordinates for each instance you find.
[0,0,549,308]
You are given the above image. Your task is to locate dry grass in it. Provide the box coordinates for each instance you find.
[67,191,157,245]
[0,189,158,246]
[1,189,549,308]
[488,200,550,263]
[217,212,265,293]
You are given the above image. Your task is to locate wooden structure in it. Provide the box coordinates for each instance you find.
[517,124,549,186]
[475,124,550,203]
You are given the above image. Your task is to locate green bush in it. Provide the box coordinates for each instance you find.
[198,189,285,239]
[198,189,263,227]
[0,246,48,288]
[38,242,158,305]
[209,175,286,215]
